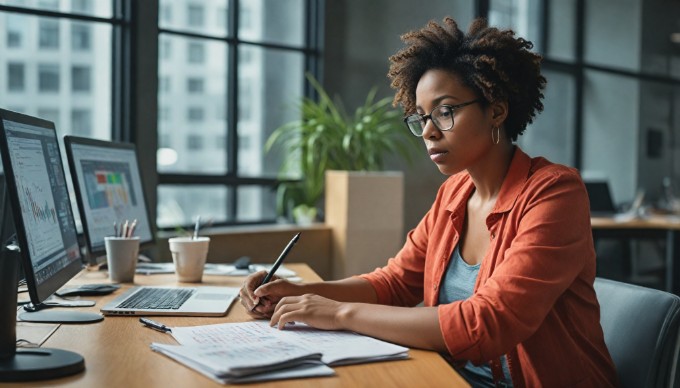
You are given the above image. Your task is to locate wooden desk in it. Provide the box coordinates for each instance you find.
[8,264,468,387]
[591,215,680,294]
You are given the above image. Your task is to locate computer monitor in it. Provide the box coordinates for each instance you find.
[0,109,99,381]
[64,136,155,264]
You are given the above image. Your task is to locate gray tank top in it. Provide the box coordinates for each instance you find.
[439,245,513,387]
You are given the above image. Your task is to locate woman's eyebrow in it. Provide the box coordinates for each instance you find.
[415,95,459,111]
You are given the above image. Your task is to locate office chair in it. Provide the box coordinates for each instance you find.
[594,277,680,388]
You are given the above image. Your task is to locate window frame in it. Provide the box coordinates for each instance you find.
[477,0,680,170]
[157,0,324,228]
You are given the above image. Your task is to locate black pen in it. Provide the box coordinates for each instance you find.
[140,317,172,333]
[251,232,301,312]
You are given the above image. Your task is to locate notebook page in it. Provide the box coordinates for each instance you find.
[171,320,409,366]
[151,343,333,384]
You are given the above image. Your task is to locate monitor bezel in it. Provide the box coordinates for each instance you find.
[0,109,83,304]
[63,135,156,260]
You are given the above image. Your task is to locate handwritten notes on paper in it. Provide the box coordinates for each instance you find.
[151,320,409,384]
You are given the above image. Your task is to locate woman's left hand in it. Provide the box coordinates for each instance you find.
[269,293,347,331]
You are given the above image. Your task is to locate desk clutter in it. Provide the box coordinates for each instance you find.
[135,262,299,280]
[149,320,409,384]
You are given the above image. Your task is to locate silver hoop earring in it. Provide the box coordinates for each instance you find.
[492,126,500,145]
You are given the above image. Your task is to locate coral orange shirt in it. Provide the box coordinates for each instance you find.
[360,147,618,387]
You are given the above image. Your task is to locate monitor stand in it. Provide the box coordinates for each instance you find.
[19,301,103,324]
[0,247,84,381]
[19,309,103,324]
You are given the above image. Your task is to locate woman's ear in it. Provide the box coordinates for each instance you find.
[490,100,509,127]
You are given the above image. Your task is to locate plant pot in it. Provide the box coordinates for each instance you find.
[292,204,317,226]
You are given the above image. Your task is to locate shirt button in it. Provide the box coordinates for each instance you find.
[491,233,496,239]
[434,284,438,291]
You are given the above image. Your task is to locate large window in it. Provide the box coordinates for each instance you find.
[0,0,122,234]
[485,0,680,205]
[157,0,320,228]
[0,1,322,230]
[0,1,115,141]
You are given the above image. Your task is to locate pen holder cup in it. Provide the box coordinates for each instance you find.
[105,236,140,283]
[169,237,210,283]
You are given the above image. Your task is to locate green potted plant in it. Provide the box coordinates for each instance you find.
[265,74,419,224]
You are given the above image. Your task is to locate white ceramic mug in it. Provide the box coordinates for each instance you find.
[168,236,210,282]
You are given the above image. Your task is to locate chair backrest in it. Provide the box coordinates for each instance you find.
[594,277,680,388]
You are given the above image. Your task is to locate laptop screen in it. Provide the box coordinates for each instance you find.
[585,181,617,214]
[64,136,154,258]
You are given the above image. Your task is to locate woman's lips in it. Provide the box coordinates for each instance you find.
[428,148,447,163]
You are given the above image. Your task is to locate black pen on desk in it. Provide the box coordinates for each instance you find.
[251,232,301,312]
[140,317,172,333]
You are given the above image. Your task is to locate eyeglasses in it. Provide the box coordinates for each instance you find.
[403,99,480,137]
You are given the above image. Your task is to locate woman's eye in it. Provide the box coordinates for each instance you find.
[438,109,452,118]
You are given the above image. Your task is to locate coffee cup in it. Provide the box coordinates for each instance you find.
[169,236,210,282]
[105,236,140,283]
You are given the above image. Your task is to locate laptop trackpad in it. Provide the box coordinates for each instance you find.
[195,293,228,300]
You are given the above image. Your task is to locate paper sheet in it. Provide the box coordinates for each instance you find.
[171,320,409,366]
[136,263,297,277]
[151,342,334,384]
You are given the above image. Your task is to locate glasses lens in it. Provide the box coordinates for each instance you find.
[432,106,454,131]
[405,115,424,136]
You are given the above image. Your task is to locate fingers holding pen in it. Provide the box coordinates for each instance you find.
[239,270,267,314]
[240,271,288,316]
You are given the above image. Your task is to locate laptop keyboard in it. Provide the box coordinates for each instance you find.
[116,287,196,310]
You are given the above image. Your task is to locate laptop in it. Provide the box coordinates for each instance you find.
[101,285,239,316]
[585,181,645,219]
[585,181,618,217]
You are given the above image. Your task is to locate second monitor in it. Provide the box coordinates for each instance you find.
[64,136,155,264]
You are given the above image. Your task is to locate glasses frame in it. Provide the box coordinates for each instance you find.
[403,99,481,137]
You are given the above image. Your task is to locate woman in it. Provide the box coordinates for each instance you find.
[240,17,618,387]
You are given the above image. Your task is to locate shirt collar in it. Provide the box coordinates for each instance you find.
[493,146,531,214]
[445,146,532,215]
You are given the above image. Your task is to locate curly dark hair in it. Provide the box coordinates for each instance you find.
[388,17,546,141]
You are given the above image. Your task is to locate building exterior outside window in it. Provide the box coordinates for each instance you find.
[39,19,59,49]
[8,62,24,91]
[187,41,204,64]
[1,0,319,229]
[187,77,203,93]
[71,23,91,51]
[157,0,313,227]
[38,63,60,92]
[72,65,91,92]
[71,108,91,136]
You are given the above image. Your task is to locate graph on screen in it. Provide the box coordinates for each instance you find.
[90,170,131,208]
[24,184,57,223]
[7,136,63,259]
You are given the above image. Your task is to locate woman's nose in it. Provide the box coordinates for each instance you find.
[421,118,441,139]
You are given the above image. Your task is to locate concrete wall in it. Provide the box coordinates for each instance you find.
[581,0,642,205]
[322,0,474,235]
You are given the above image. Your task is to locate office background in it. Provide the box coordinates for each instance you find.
[0,0,679,280]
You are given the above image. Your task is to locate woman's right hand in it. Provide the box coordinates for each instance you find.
[239,270,303,318]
